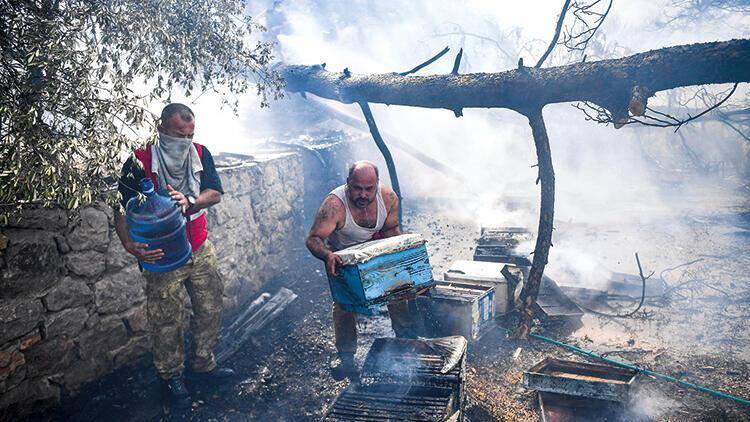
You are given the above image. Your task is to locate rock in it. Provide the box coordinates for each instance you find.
[0,350,25,381]
[1,230,62,299]
[77,315,128,361]
[65,250,105,278]
[223,296,239,310]
[211,204,233,227]
[0,351,28,393]
[67,207,109,252]
[1,363,26,394]
[5,208,68,230]
[45,307,88,339]
[53,234,70,254]
[91,201,114,224]
[93,268,144,314]
[110,335,151,368]
[0,299,43,344]
[85,312,100,329]
[24,337,76,378]
[18,331,42,351]
[0,350,12,367]
[0,377,61,415]
[123,304,148,333]
[63,356,110,391]
[220,163,256,194]
[42,277,93,312]
[105,235,133,272]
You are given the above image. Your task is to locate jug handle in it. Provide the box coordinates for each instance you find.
[169,196,185,214]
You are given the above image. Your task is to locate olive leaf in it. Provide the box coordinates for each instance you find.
[0,0,284,220]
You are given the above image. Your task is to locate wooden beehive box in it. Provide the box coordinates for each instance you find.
[419,280,495,341]
[444,260,514,315]
[328,234,434,315]
[524,358,638,403]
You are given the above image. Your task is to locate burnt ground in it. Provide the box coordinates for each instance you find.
[32,184,750,421]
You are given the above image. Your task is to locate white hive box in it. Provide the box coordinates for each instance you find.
[444,260,513,315]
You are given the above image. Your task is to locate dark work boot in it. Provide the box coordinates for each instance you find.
[330,353,358,381]
[186,366,235,382]
[165,375,192,409]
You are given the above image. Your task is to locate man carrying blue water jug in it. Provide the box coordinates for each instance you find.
[306,160,419,379]
[114,103,233,408]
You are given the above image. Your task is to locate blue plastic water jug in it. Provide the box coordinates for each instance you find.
[126,178,192,272]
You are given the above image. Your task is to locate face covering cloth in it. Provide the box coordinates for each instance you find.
[150,133,203,198]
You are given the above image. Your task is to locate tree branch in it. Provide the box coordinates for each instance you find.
[399,46,450,76]
[308,97,469,183]
[718,114,750,142]
[536,0,572,68]
[511,108,556,339]
[452,48,464,75]
[357,102,403,229]
[560,0,613,54]
[580,83,741,130]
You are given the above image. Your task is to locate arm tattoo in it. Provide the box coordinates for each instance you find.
[307,236,330,260]
[306,197,341,260]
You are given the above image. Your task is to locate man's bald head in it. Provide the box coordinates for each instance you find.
[346,161,379,209]
[348,160,379,180]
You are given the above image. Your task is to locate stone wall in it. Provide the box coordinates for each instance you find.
[209,153,306,310]
[0,152,306,417]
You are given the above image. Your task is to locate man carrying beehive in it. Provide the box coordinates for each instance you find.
[306,160,419,379]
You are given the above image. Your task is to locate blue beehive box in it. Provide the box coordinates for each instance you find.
[328,234,434,315]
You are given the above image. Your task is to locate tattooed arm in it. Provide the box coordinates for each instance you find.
[380,186,401,238]
[306,195,346,276]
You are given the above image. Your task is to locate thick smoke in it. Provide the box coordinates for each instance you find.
[161,2,750,417]
[169,2,749,293]
[143,3,747,297]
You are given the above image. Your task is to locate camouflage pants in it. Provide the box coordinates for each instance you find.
[144,240,224,380]
[333,300,418,354]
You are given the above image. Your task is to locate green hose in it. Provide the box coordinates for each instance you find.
[499,326,750,407]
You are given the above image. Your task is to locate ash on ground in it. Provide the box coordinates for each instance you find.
[34,186,750,421]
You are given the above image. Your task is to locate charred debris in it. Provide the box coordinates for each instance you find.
[321,224,749,420]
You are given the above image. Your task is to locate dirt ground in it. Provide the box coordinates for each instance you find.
[33,183,750,421]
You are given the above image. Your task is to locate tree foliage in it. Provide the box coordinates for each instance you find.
[0,0,283,220]
[661,0,750,25]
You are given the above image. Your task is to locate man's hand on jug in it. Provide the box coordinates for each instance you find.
[325,252,343,277]
[167,184,188,214]
[125,241,164,263]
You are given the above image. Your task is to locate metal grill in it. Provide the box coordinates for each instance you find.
[323,384,456,421]
[360,337,467,412]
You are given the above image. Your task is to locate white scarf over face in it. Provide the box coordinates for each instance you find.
[151,133,203,198]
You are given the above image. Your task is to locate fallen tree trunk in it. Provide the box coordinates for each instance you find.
[281,39,750,123]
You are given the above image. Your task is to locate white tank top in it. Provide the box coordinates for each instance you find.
[327,184,387,251]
